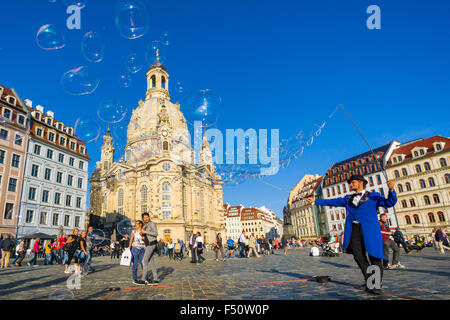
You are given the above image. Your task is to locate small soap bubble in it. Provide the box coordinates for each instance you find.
[81,31,105,63]
[97,100,128,124]
[36,24,66,50]
[64,0,87,8]
[145,40,167,65]
[125,54,142,73]
[74,116,101,143]
[61,66,99,95]
[118,73,132,88]
[49,289,75,300]
[115,0,150,40]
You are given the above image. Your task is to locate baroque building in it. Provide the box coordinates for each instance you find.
[385,136,450,238]
[89,54,225,244]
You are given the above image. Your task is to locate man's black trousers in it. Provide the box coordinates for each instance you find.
[349,223,383,283]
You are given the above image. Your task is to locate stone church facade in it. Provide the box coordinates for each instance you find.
[89,54,225,244]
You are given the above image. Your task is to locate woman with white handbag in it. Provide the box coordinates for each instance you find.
[128,220,147,285]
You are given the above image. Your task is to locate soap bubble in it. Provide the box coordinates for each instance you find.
[145,40,166,65]
[111,121,129,142]
[125,54,142,73]
[160,31,170,46]
[151,294,168,300]
[174,80,184,93]
[90,228,106,246]
[115,0,150,40]
[61,66,99,95]
[49,289,74,300]
[183,89,221,128]
[74,116,101,143]
[97,100,128,123]
[36,24,65,50]
[117,219,133,236]
[64,0,87,8]
[118,73,132,88]
[81,31,105,63]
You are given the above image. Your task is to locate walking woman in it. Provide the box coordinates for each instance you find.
[282,236,288,256]
[15,239,26,266]
[195,232,205,264]
[28,238,40,266]
[129,220,147,285]
[64,229,80,274]
[73,231,88,276]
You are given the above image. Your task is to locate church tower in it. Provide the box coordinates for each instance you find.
[99,125,114,171]
[145,49,170,101]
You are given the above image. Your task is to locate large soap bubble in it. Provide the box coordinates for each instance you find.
[115,0,150,39]
[125,54,142,73]
[61,66,99,95]
[145,40,167,64]
[36,24,66,50]
[183,89,221,128]
[81,31,105,63]
[74,116,101,143]
[97,100,128,123]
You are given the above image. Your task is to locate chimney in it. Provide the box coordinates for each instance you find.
[46,110,54,118]
[24,99,33,108]
[36,105,44,113]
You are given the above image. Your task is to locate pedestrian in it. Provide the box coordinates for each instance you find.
[14,239,26,266]
[226,237,235,258]
[86,226,96,272]
[140,212,160,285]
[157,238,163,257]
[214,233,226,261]
[44,240,53,265]
[179,238,185,259]
[282,236,288,256]
[379,213,404,269]
[129,220,146,285]
[73,231,88,276]
[0,235,14,268]
[195,232,205,264]
[307,175,397,295]
[28,238,41,267]
[248,233,260,258]
[64,229,80,274]
[238,231,247,258]
[168,241,174,260]
[188,230,197,263]
[12,240,21,265]
[435,227,450,254]
[393,227,411,254]
[58,233,67,265]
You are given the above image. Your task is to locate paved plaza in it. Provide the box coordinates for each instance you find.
[0,247,448,300]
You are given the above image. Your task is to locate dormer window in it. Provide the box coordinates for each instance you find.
[80,146,85,154]
[70,141,76,150]
[0,87,3,95]
[67,128,73,135]
[58,123,62,131]
[2,108,12,119]
[436,144,442,151]
[7,96,16,106]
[414,151,418,157]
[46,118,52,126]
[35,112,40,120]
[393,157,397,163]
[420,149,425,156]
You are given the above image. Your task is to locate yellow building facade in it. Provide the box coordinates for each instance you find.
[89,56,225,244]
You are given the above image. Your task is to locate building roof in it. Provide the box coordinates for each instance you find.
[386,135,449,166]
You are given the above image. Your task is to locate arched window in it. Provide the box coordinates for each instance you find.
[424,162,431,171]
[118,189,123,207]
[162,182,171,219]
[440,158,447,167]
[405,182,412,191]
[141,185,147,203]
[397,184,403,193]
[405,215,411,225]
[402,168,408,176]
[394,170,400,178]
[413,214,420,224]
[437,211,445,222]
[433,194,440,204]
[436,144,442,151]
[445,174,450,184]
[420,149,425,155]
[163,141,169,151]
[428,177,435,187]
[414,151,419,157]
[161,76,166,89]
[419,179,426,188]
[330,213,334,221]
[415,164,422,173]
[409,198,416,207]
[151,75,156,88]
[428,212,436,223]
[424,195,431,205]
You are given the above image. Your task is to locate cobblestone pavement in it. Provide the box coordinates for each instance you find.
[0,247,448,300]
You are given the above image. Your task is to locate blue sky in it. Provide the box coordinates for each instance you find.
[1,0,449,218]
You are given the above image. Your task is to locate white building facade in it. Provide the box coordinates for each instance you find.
[17,102,90,237]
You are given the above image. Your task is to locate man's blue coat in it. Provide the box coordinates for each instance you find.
[315,190,397,259]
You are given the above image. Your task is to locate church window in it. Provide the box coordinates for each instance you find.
[118,189,124,207]
[161,76,166,89]
[141,185,147,203]
[162,182,171,220]
[163,141,169,151]
[151,75,156,88]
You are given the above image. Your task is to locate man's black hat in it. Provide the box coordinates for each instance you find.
[347,174,368,185]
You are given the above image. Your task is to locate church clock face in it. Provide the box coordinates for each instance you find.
[162,130,168,137]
